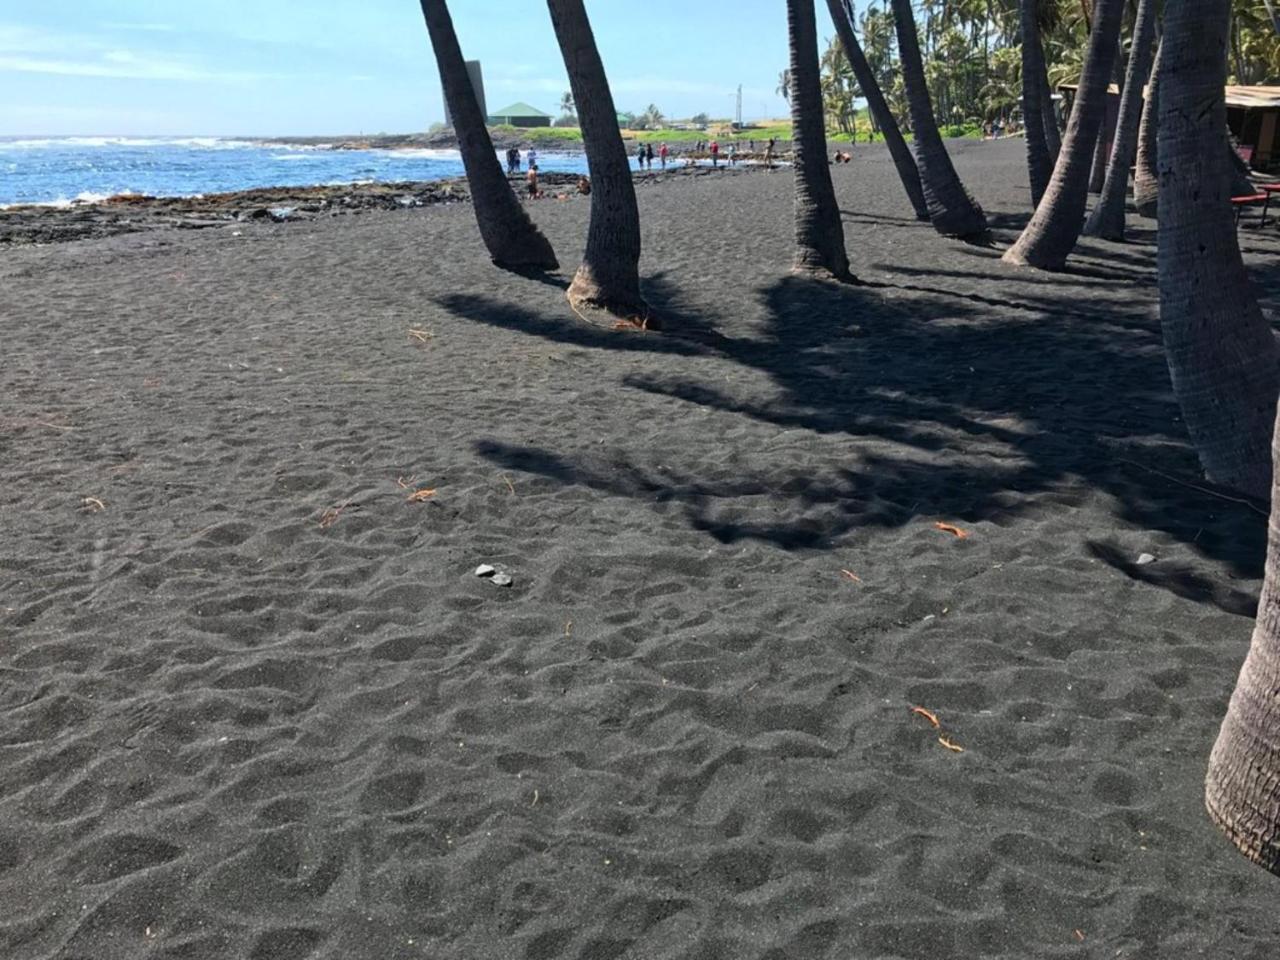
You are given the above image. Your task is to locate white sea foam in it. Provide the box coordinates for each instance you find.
[0,189,139,209]
[380,148,460,160]
[272,154,320,162]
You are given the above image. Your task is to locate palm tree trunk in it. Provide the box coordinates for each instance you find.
[890,0,988,239]
[1208,423,1280,877]
[1200,1,1280,878]
[1019,0,1055,206]
[546,0,647,318]
[1087,120,1110,194]
[1133,37,1162,218]
[418,0,557,271]
[1083,0,1156,240]
[1087,40,1126,194]
[788,0,854,279]
[828,0,929,220]
[1042,70,1062,157]
[1158,0,1279,501]
[1003,0,1124,269]
[1228,128,1257,195]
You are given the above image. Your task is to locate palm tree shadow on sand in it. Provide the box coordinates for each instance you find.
[437,265,1271,610]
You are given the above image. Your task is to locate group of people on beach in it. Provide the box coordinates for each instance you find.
[505,146,537,175]
[634,142,670,170]
[518,132,785,201]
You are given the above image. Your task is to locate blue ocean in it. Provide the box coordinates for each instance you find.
[0,137,598,207]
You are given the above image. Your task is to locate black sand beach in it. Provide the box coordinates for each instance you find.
[3,138,1279,959]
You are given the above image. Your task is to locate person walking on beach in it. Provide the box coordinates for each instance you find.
[710,139,719,167]
[526,164,540,198]
[659,142,669,168]
[728,143,737,166]
[645,143,654,170]
[765,136,775,168]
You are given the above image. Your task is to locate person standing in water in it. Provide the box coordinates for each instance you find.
[658,142,669,168]
[645,143,654,170]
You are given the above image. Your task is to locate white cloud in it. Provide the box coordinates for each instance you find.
[0,53,282,84]
[0,22,289,84]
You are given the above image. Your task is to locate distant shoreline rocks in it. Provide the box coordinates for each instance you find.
[0,163,764,246]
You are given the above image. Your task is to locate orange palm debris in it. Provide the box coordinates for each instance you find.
[406,488,438,502]
[937,735,965,753]
[934,521,970,539]
[612,317,650,332]
[910,706,941,729]
[840,569,862,583]
[318,501,350,529]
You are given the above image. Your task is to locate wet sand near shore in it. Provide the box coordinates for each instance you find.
[2,138,1279,959]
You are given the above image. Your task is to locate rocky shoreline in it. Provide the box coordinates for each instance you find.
[254,131,796,154]
[0,163,762,247]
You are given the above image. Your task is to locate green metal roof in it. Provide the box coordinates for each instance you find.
[488,102,550,118]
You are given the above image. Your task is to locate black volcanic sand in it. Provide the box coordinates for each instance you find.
[3,138,1280,960]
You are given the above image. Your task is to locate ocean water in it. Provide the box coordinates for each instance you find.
[0,136,600,207]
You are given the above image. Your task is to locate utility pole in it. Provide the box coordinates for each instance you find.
[736,84,743,128]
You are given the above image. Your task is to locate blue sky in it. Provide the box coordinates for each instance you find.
[0,1,853,136]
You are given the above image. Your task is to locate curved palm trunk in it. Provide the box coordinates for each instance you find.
[1193,0,1280,871]
[546,0,646,317]
[827,0,929,221]
[418,0,557,271]
[1003,0,1124,269]
[1019,0,1055,206]
[1157,0,1279,501]
[1202,0,1280,867]
[1083,0,1157,240]
[1133,38,1163,218]
[890,0,988,239]
[1208,423,1280,877]
[788,0,853,279]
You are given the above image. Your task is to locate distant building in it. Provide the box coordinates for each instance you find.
[1060,81,1280,170]
[487,102,552,128]
[443,60,486,127]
